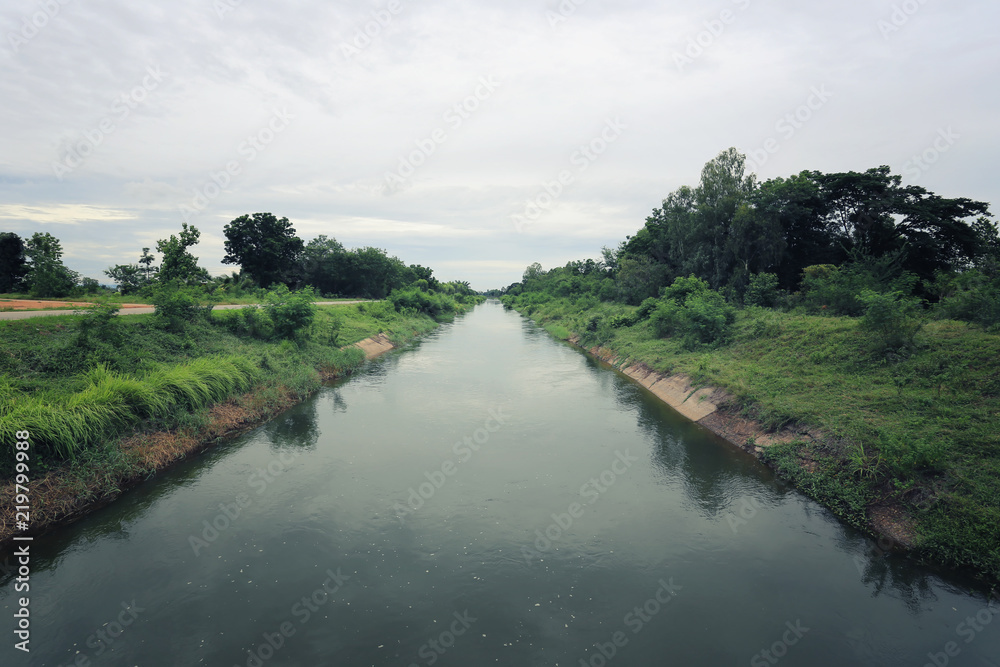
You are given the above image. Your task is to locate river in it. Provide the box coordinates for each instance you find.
[2,303,998,666]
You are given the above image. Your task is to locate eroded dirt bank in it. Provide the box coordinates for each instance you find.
[0,336,398,547]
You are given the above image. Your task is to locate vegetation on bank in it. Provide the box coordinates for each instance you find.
[497,148,1000,582]
[0,282,482,480]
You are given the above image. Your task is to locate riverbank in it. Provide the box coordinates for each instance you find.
[508,299,1000,585]
[0,302,448,547]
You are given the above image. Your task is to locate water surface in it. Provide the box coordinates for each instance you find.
[3,303,998,666]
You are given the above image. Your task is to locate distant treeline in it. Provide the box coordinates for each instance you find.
[492,147,998,329]
[1,212,479,306]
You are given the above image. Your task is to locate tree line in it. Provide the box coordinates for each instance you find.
[2,212,477,306]
[494,147,998,333]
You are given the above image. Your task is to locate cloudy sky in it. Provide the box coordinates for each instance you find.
[1,0,997,290]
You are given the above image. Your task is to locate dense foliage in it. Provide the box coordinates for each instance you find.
[4,212,481,309]
[497,147,1000,581]
[499,147,998,333]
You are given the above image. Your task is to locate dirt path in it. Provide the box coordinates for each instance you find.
[0,301,368,321]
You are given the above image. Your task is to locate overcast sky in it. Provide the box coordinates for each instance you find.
[1,0,997,290]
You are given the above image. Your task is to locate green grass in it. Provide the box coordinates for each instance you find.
[0,302,442,475]
[513,297,1000,582]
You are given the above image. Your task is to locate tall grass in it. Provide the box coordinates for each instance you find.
[0,355,261,465]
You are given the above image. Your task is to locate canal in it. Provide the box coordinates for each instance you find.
[3,303,998,666]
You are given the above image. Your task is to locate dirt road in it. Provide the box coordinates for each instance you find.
[0,301,368,321]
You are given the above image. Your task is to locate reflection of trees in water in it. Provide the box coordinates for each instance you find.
[841,531,955,613]
[601,364,773,517]
[327,388,348,414]
[598,356,971,606]
[267,397,320,451]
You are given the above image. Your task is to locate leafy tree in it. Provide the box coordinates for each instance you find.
[649,275,735,348]
[25,232,76,298]
[0,232,29,293]
[749,174,838,289]
[300,235,346,295]
[223,212,305,288]
[157,223,209,284]
[105,247,160,295]
[337,247,408,299]
[615,255,669,304]
[744,272,781,307]
[523,262,543,284]
[104,264,145,295]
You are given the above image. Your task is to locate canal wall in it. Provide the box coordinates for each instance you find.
[569,336,918,553]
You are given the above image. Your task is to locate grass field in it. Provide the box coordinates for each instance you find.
[512,297,1000,583]
[0,302,440,476]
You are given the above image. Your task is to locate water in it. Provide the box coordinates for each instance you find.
[3,303,998,666]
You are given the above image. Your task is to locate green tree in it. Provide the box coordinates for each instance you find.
[750,173,838,289]
[25,232,76,298]
[139,247,158,282]
[0,232,29,293]
[104,264,144,295]
[223,212,305,288]
[157,223,209,284]
[300,235,346,295]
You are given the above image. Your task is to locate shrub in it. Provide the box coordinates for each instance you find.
[76,301,120,346]
[607,313,636,328]
[649,276,736,348]
[858,289,924,353]
[388,288,456,320]
[932,269,1000,330]
[635,297,659,321]
[151,282,214,331]
[799,261,917,316]
[264,285,317,340]
[744,272,780,308]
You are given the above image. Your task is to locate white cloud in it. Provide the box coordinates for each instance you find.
[0,0,996,290]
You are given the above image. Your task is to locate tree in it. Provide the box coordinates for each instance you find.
[0,232,28,293]
[338,247,407,298]
[157,223,209,284]
[104,264,144,295]
[299,235,346,295]
[139,247,158,282]
[750,173,839,289]
[223,212,305,288]
[25,232,76,298]
[105,247,159,294]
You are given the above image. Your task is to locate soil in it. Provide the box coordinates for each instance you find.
[0,299,147,311]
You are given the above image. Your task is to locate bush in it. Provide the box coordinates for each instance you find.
[264,285,317,340]
[858,289,924,353]
[151,282,214,331]
[76,301,120,347]
[635,297,659,321]
[932,270,1000,330]
[217,306,274,339]
[388,288,456,319]
[744,272,780,308]
[799,261,917,316]
[607,313,636,328]
[649,276,736,348]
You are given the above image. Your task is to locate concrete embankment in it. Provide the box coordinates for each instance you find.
[575,337,806,453]
[569,335,917,552]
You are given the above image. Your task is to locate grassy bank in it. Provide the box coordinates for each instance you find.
[505,296,1000,583]
[0,300,455,540]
